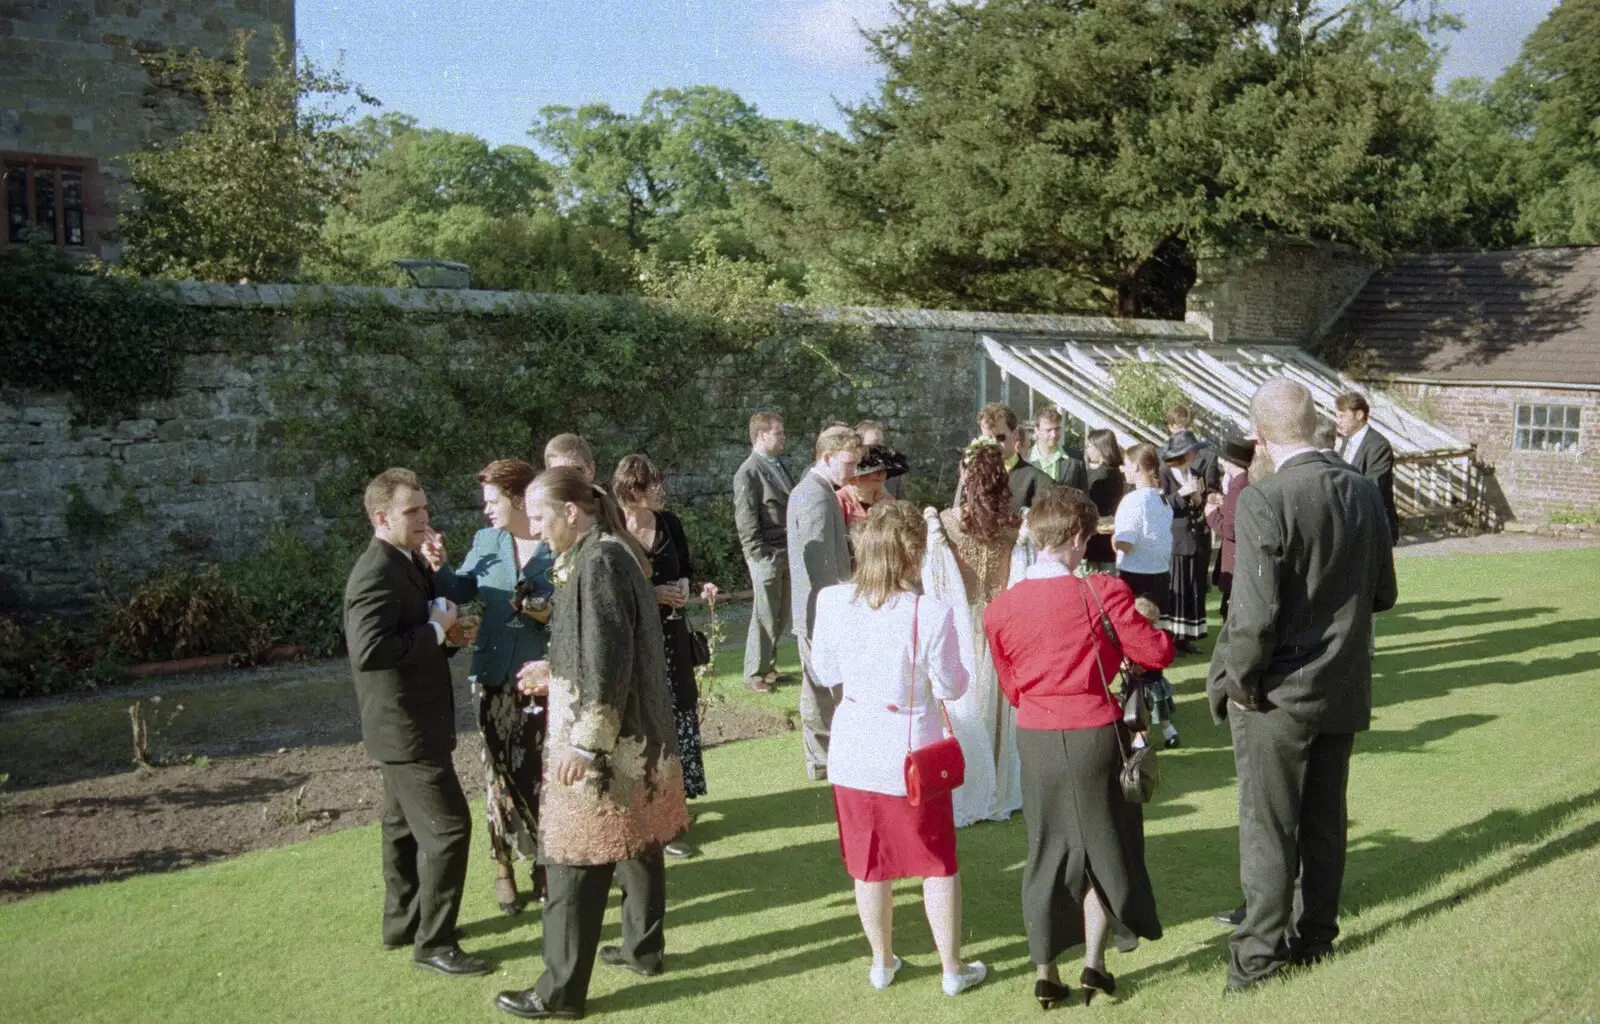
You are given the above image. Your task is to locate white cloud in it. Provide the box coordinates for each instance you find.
[765,0,896,69]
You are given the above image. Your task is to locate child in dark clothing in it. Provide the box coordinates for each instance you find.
[1125,595,1180,749]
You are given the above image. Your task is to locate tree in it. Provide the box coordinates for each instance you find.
[533,87,780,250]
[312,115,634,292]
[120,32,374,282]
[760,0,1460,316]
[1498,0,1600,243]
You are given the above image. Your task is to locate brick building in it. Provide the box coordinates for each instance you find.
[1190,241,1600,524]
[0,0,294,261]
[1323,248,1600,522]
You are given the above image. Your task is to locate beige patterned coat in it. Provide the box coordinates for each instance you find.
[539,529,688,866]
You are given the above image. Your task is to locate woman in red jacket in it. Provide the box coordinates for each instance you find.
[984,488,1175,1009]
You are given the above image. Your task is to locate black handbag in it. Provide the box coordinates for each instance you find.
[689,627,711,667]
[1076,578,1159,804]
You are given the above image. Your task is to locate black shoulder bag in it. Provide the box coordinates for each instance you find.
[1075,577,1159,804]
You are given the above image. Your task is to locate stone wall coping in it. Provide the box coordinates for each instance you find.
[142,280,1205,339]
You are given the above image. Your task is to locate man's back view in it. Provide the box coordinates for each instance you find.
[1206,379,1397,993]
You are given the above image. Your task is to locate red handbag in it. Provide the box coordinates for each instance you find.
[902,596,966,806]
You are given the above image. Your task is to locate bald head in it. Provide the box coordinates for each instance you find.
[1250,378,1317,446]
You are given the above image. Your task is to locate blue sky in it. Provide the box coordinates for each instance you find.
[298,0,1561,150]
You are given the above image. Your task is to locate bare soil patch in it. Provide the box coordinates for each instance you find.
[0,658,790,905]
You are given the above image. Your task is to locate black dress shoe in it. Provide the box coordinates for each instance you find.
[1213,905,1246,927]
[663,839,698,859]
[1080,966,1116,1005]
[1174,638,1201,655]
[1034,978,1073,1009]
[599,945,663,977]
[414,946,490,976]
[495,989,583,1020]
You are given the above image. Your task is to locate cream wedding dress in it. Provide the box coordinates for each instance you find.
[922,507,1032,827]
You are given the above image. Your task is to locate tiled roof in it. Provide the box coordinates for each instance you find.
[1327,247,1600,386]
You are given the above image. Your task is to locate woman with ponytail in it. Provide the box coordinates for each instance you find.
[496,467,689,1021]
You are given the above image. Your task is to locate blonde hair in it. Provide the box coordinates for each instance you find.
[543,433,595,470]
[850,502,926,610]
[977,402,1019,433]
[814,424,862,461]
[364,467,420,520]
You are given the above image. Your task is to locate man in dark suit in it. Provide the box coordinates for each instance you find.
[1029,405,1089,491]
[345,468,486,977]
[1207,380,1398,993]
[1335,392,1399,543]
[734,412,794,694]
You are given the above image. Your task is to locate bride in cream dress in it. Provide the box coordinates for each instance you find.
[921,440,1033,827]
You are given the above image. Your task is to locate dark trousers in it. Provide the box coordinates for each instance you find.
[1227,705,1354,989]
[378,759,472,956]
[534,848,667,1013]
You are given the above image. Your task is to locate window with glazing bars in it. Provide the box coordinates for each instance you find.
[4,163,87,247]
[1513,403,1582,453]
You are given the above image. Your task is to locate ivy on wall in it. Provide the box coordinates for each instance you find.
[274,289,870,534]
[0,246,204,424]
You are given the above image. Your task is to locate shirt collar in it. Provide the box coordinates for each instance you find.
[1031,445,1063,468]
[1025,559,1075,580]
[1272,444,1319,466]
[1344,425,1370,458]
[1004,453,1020,472]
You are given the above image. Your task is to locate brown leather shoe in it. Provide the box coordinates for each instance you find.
[744,676,774,693]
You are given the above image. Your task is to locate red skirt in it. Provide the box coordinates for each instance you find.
[832,785,958,882]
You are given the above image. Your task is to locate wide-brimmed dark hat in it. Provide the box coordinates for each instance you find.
[852,444,910,479]
[1218,435,1255,469]
[1159,429,1205,462]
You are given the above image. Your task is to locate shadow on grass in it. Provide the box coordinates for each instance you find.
[0,846,233,898]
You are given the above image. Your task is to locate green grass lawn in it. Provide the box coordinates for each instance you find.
[4,549,1600,1023]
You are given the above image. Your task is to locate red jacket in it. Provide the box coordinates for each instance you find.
[984,572,1175,731]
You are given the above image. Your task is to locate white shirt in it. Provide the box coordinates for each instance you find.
[1113,486,1174,575]
[811,587,969,796]
[1339,425,1369,465]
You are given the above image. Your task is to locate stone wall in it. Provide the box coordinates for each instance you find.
[1387,381,1600,521]
[0,0,294,258]
[2,282,1172,615]
[1187,241,1375,346]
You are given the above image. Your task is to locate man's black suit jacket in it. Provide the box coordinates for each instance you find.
[1008,457,1054,514]
[1348,427,1400,543]
[1206,451,1398,733]
[344,537,457,763]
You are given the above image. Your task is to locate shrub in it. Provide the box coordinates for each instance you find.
[675,497,749,594]
[97,564,270,664]
[0,616,125,700]
[1109,360,1189,429]
[221,528,359,656]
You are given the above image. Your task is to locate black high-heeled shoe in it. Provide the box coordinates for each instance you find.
[1080,966,1116,1004]
[1034,979,1073,1010]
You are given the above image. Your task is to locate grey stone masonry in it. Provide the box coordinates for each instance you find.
[2,282,1202,616]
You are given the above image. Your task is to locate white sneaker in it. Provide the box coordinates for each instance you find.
[942,960,988,997]
[869,955,902,991]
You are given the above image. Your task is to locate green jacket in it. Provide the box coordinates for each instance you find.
[432,527,554,689]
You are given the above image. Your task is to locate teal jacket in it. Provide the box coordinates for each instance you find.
[433,527,555,689]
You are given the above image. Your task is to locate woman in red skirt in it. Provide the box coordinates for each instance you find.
[809,502,989,998]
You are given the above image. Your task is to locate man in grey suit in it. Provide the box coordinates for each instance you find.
[1207,380,1398,993]
[733,412,795,693]
[787,424,862,780]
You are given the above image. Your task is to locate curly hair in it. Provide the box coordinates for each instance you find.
[959,442,1019,541]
